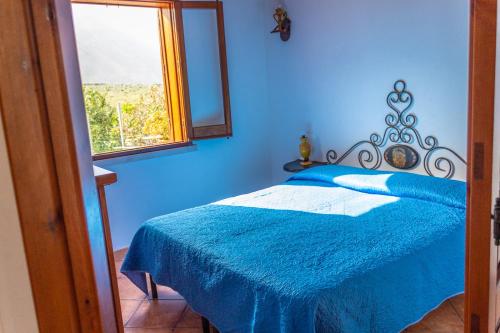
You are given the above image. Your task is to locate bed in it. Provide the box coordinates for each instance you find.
[121,81,467,333]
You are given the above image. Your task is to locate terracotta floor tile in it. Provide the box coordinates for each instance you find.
[449,294,464,322]
[115,248,128,262]
[124,328,173,333]
[176,307,202,328]
[121,300,143,325]
[119,276,147,301]
[117,270,126,280]
[116,261,125,277]
[173,329,203,333]
[404,301,463,333]
[126,300,187,329]
[150,285,185,301]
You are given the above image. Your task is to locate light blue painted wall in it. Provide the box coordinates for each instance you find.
[266,0,470,182]
[98,0,273,250]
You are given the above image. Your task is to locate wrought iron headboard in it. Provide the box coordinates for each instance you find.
[326,80,466,179]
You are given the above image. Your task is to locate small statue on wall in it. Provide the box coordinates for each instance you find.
[271,6,291,42]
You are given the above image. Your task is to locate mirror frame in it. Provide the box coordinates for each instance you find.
[176,1,232,140]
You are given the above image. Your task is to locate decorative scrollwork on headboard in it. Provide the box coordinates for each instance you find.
[326,80,466,179]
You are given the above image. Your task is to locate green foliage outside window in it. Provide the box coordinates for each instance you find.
[83,84,172,155]
[83,86,121,154]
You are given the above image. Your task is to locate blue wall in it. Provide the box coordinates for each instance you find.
[98,0,273,250]
[266,0,470,182]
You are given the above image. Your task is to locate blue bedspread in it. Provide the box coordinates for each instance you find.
[122,165,466,333]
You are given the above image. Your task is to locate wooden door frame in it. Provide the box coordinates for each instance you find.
[466,0,498,332]
[0,0,498,332]
[0,0,115,332]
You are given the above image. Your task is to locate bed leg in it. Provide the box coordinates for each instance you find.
[201,317,210,333]
[148,274,158,300]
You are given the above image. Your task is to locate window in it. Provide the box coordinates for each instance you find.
[72,0,231,160]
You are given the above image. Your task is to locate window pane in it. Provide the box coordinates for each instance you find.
[72,4,173,155]
[182,9,225,127]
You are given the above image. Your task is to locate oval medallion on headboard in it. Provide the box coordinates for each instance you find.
[384,145,420,170]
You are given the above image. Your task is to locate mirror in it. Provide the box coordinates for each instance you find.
[180,2,232,139]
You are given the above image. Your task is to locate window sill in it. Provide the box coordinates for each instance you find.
[92,141,196,166]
